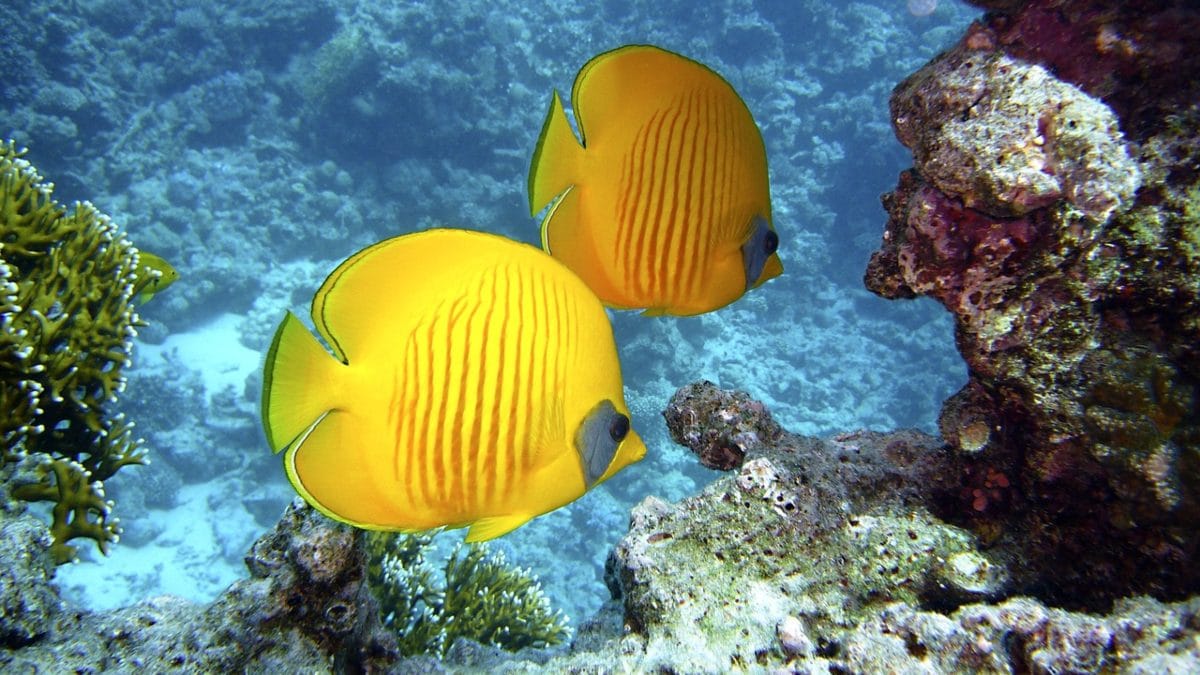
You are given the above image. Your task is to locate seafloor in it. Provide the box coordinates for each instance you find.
[2,0,1198,672]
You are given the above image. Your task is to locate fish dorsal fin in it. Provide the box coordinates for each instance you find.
[311,230,505,363]
[571,45,728,149]
[529,90,583,217]
[465,514,531,542]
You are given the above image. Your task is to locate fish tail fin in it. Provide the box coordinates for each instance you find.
[528,89,583,216]
[261,311,343,452]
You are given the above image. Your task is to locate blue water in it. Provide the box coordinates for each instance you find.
[3,0,979,628]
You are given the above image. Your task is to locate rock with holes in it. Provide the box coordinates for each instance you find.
[0,499,398,672]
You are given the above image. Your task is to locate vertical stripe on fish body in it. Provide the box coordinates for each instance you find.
[529,44,782,316]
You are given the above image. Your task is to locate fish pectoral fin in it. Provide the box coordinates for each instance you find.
[465,514,531,542]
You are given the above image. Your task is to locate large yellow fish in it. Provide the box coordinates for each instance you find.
[261,229,645,542]
[528,44,782,316]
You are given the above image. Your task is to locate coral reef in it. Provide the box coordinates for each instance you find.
[366,532,569,657]
[0,499,398,672]
[573,383,1198,672]
[1,141,163,564]
[415,383,1196,672]
[865,0,1200,607]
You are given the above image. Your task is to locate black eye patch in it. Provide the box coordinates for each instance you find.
[609,414,630,442]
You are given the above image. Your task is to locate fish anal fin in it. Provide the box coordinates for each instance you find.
[285,408,400,530]
[465,514,532,542]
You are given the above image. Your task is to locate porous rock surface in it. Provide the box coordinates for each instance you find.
[867,0,1200,606]
[0,498,397,672]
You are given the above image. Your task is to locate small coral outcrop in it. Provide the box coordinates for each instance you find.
[366,531,569,657]
[0,500,399,671]
[865,0,1200,605]
[1,141,160,563]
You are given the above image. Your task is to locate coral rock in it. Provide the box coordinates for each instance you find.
[891,47,1140,220]
[867,0,1200,607]
[0,500,398,672]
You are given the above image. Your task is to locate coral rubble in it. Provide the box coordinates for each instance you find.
[866,0,1200,606]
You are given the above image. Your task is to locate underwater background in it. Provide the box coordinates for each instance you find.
[3,0,983,639]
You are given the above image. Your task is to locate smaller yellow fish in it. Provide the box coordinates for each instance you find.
[529,44,782,316]
[261,228,646,542]
[134,251,178,305]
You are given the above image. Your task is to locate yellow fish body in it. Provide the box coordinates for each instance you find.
[261,229,645,542]
[134,251,179,304]
[528,44,783,316]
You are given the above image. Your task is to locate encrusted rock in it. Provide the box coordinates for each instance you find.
[867,0,1200,607]
[0,499,398,672]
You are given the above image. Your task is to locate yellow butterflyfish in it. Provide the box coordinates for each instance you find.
[134,251,179,305]
[528,44,782,317]
[261,228,646,542]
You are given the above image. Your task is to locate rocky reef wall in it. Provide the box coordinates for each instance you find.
[866,0,1200,607]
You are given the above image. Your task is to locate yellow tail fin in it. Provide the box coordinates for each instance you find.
[261,312,343,452]
[528,90,584,217]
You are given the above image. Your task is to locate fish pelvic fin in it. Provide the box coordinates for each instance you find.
[465,514,533,542]
[528,89,583,217]
[261,311,343,453]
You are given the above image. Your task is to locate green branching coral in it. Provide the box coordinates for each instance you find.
[1,140,159,564]
[366,531,570,657]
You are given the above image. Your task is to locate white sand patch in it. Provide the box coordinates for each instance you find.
[139,312,260,396]
[55,478,259,611]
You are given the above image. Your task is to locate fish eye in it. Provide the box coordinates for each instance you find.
[764,229,779,255]
[609,413,630,442]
